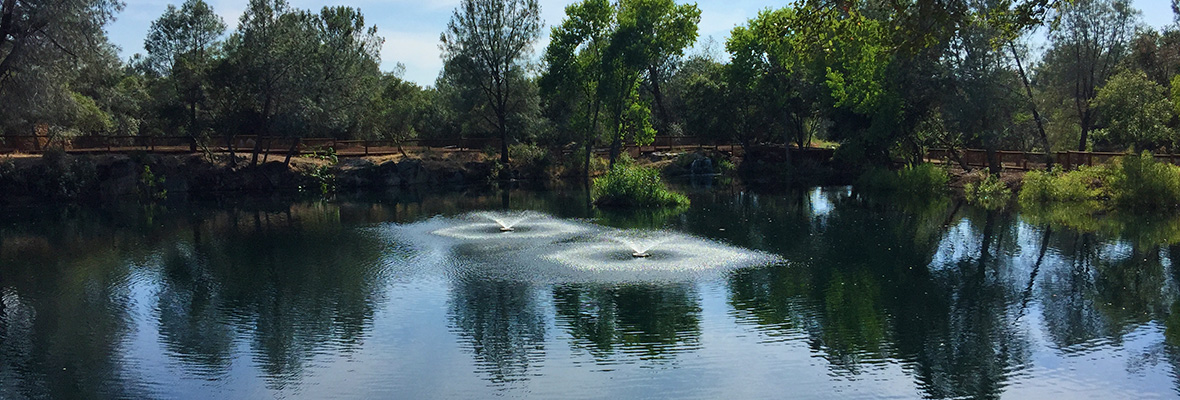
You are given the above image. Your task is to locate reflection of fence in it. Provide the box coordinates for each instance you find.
[0,135,741,157]
[926,148,1180,170]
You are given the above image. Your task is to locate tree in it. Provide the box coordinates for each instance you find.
[144,0,226,145]
[143,0,225,75]
[0,0,123,135]
[1044,0,1140,151]
[222,0,319,165]
[623,0,699,135]
[1092,69,1175,151]
[541,0,614,177]
[304,6,383,140]
[441,0,543,167]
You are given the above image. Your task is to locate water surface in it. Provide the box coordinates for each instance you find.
[2,185,1179,398]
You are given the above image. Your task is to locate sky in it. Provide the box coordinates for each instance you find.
[105,0,1176,87]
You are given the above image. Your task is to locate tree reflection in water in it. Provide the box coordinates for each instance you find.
[552,283,701,363]
[447,277,547,385]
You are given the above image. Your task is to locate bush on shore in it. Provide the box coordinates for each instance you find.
[964,172,1011,210]
[1018,152,1180,211]
[592,163,690,208]
[856,163,949,197]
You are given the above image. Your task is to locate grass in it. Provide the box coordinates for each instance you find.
[592,163,690,208]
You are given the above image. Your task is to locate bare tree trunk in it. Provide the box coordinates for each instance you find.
[1009,41,1053,167]
[283,137,300,166]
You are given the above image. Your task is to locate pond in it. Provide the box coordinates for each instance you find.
[1,183,1179,398]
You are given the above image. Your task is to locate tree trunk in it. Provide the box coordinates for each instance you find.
[499,112,509,165]
[608,107,623,169]
[648,65,672,135]
[1077,110,1092,151]
[227,135,237,168]
[585,96,602,179]
[283,137,300,166]
[1009,41,1053,167]
[188,102,198,152]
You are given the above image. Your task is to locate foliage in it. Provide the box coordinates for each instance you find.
[1041,0,1140,151]
[301,146,338,164]
[963,173,1012,210]
[36,148,98,200]
[0,0,122,136]
[441,0,542,164]
[508,143,552,176]
[1092,69,1176,151]
[592,163,689,208]
[1018,167,1106,204]
[138,165,168,201]
[1106,152,1180,211]
[301,165,335,195]
[855,164,949,198]
[1019,153,1180,212]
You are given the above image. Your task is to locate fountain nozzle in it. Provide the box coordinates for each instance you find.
[499,227,515,232]
[632,251,651,258]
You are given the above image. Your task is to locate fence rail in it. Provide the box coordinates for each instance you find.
[0,134,738,157]
[926,148,1180,171]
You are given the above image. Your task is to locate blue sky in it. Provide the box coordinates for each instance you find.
[106,0,1175,86]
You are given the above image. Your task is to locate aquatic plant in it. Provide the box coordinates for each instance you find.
[963,173,1011,210]
[855,163,949,197]
[592,164,690,208]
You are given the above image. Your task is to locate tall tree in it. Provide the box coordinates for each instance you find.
[143,0,225,75]
[224,0,315,164]
[1044,0,1140,151]
[624,0,699,136]
[304,6,383,140]
[0,0,123,135]
[441,0,543,166]
[541,0,614,177]
[144,0,226,145]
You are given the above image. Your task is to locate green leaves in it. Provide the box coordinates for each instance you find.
[1092,69,1175,151]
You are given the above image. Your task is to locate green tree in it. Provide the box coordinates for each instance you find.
[623,0,699,135]
[143,0,226,145]
[441,0,543,167]
[1043,0,1141,151]
[1092,69,1175,151]
[541,0,615,177]
[0,0,123,135]
[143,0,225,75]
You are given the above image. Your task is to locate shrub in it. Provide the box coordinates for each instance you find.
[138,165,167,201]
[592,163,690,208]
[1018,166,1105,205]
[1018,152,1180,212]
[856,164,948,197]
[1108,152,1180,211]
[509,143,551,172]
[37,148,96,199]
[964,173,1011,210]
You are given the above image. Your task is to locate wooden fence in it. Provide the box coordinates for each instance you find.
[926,148,1180,171]
[0,134,737,157]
